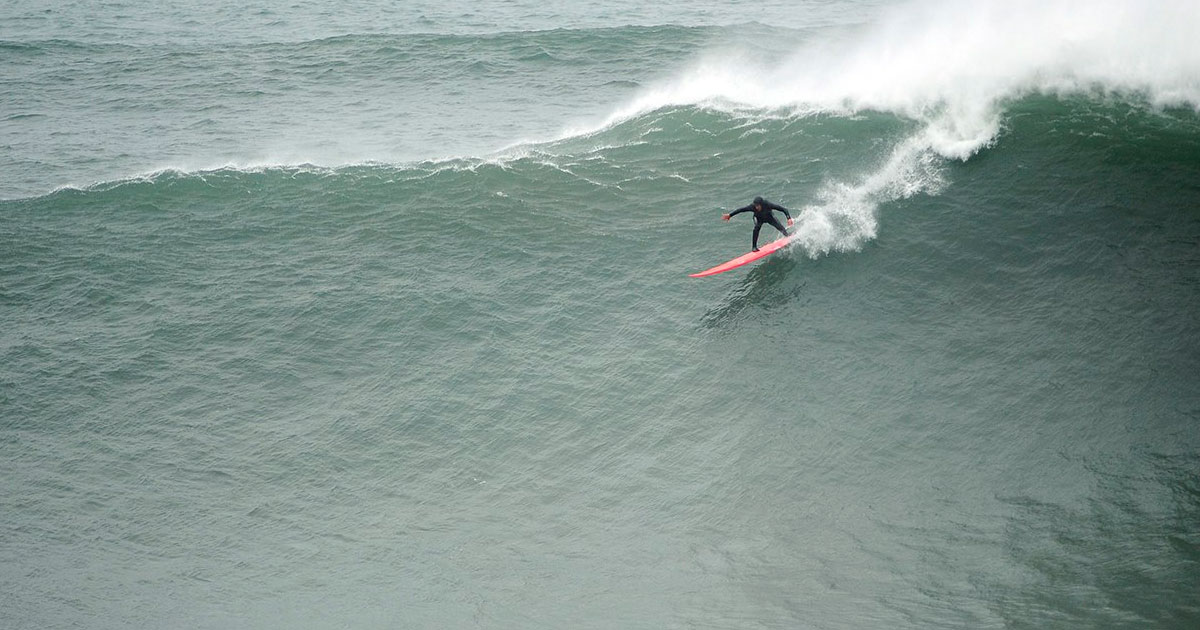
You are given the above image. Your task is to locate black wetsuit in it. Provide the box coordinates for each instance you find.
[728,199,793,250]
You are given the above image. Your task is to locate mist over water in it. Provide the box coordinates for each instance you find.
[590,0,1200,256]
[3,1,1200,629]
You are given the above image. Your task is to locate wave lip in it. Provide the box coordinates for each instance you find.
[591,0,1200,160]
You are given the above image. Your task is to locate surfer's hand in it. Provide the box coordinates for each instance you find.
[722,214,731,221]
[787,218,794,226]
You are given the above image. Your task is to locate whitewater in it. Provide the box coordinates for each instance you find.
[3,1,1199,629]
[581,0,1200,256]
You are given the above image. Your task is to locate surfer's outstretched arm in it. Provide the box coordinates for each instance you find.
[722,204,754,221]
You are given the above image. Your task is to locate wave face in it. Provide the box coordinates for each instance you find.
[3,2,1200,629]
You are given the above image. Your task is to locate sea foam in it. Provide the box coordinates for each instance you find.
[614,0,1200,154]
[600,0,1200,257]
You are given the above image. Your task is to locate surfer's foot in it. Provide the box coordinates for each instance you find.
[752,247,760,252]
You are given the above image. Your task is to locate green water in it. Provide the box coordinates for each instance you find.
[3,1,1200,628]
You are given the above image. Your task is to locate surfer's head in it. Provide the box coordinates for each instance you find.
[753,196,764,208]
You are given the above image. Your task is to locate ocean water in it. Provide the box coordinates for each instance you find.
[3,0,1200,628]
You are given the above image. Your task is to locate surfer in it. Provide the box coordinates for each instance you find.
[722,196,795,251]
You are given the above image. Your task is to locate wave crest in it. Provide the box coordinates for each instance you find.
[599,0,1200,160]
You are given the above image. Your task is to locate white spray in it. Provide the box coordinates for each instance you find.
[607,0,1200,256]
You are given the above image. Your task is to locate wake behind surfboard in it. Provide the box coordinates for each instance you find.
[689,235,794,278]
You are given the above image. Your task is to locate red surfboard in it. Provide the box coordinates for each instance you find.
[689,235,794,278]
